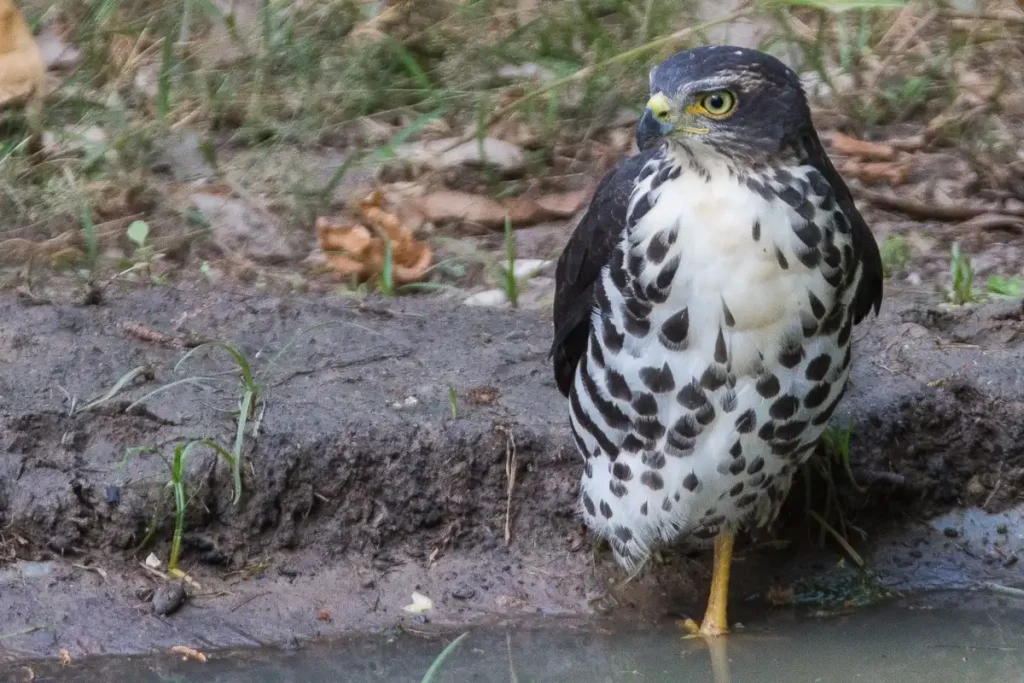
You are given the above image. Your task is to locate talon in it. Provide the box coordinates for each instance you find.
[678,617,701,638]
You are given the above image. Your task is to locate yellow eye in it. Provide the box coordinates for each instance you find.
[698,90,737,118]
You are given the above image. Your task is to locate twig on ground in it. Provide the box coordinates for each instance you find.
[961,214,1024,235]
[981,582,1024,599]
[938,10,1024,25]
[808,509,864,568]
[856,188,1024,221]
[982,462,1003,512]
[496,424,517,546]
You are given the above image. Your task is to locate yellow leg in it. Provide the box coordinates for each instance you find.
[681,532,735,638]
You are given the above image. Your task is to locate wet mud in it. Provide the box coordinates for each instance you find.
[1,285,1022,662]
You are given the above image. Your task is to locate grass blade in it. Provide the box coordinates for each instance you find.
[421,632,470,683]
[231,390,253,506]
[77,365,152,414]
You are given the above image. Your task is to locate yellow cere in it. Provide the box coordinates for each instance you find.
[646,92,672,121]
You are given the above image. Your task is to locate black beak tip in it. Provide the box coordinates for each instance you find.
[636,109,665,151]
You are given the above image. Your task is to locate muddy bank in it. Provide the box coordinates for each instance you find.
[1,285,1023,662]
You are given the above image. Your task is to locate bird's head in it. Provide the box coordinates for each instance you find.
[636,46,812,163]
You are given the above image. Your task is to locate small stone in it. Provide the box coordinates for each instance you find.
[498,258,552,281]
[463,289,511,309]
[451,586,476,600]
[152,581,187,616]
[942,527,959,538]
[996,524,1009,535]
[361,578,376,589]
[190,193,300,264]
[392,137,526,174]
[965,475,986,501]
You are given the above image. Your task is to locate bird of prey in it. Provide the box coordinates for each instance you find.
[550,45,882,637]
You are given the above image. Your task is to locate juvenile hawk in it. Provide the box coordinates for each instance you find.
[551,46,883,637]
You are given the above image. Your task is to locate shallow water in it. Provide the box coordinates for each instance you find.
[16,594,1024,683]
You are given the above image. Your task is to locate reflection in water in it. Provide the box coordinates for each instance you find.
[17,596,1024,683]
[707,636,731,683]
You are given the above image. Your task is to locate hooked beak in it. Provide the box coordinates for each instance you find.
[635,92,710,150]
[636,92,673,150]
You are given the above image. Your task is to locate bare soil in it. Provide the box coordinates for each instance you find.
[1,283,1023,663]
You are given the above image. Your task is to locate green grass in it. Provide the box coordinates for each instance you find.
[502,216,519,308]
[421,632,470,683]
[948,242,980,306]
[987,275,1024,298]
[3,0,1016,299]
[801,422,867,567]
[164,439,236,571]
[879,235,910,278]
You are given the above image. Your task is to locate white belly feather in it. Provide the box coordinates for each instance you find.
[570,149,859,570]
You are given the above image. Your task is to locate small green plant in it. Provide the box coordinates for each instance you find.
[164,440,236,572]
[119,219,164,281]
[448,386,458,419]
[948,242,979,306]
[987,275,1023,298]
[174,344,263,506]
[801,421,866,567]
[503,216,519,308]
[879,235,910,278]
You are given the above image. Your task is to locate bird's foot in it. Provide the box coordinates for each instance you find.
[677,617,728,639]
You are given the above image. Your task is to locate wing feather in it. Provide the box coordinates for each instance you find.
[803,133,884,323]
[550,148,659,396]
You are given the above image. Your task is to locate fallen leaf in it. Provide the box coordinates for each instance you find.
[316,190,432,284]
[412,190,556,229]
[171,645,208,663]
[825,132,895,161]
[0,0,45,108]
[413,190,511,227]
[466,386,500,406]
[402,591,434,614]
[317,609,333,623]
[58,649,71,667]
[71,563,108,580]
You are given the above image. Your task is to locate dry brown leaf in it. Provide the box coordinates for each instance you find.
[841,160,913,186]
[466,386,500,406]
[0,0,45,108]
[58,649,71,667]
[412,190,511,227]
[317,609,333,623]
[411,190,574,228]
[825,132,895,161]
[316,190,432,284]
[171,645,208,663]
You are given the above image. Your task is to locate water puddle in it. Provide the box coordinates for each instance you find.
[14,594,1024,683]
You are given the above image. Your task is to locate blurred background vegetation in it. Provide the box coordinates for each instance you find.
[1,0,1022,304]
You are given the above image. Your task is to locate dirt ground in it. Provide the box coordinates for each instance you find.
[1,282,1022,664]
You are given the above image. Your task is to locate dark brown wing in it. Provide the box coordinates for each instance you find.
[551,148,660,397]
[802,133,884,324]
